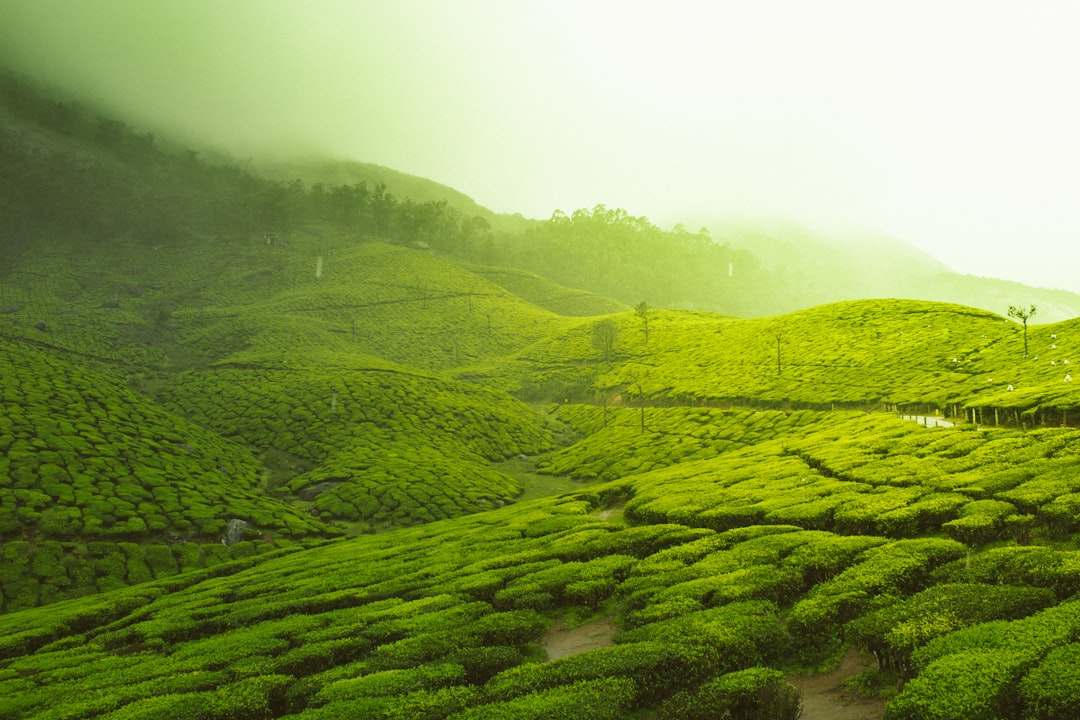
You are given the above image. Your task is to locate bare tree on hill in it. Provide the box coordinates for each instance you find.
[1007,304,1037,357]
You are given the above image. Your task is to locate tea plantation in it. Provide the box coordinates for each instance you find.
[5,233,1080,719]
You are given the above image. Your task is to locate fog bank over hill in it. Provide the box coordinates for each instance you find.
[1,0,1079,294]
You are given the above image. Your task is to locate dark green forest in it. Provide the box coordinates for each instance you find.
[4,70,1080,720]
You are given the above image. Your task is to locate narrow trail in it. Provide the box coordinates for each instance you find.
[788,647,888,720]
[540,616,618,661]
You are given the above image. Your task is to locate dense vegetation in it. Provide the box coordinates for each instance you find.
[5,69,1080,719]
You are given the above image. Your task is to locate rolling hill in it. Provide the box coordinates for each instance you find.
[4,69,1080,720]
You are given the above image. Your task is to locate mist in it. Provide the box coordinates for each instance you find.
[2,0,1079,294]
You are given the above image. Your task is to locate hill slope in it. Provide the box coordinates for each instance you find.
[5,410,1080,718]
[457,298,1080,417]
[6,69,1080,720]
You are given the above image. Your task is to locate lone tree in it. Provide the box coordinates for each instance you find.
[593,319,620,362]
[1007,304,1037,357]
[635,301,651,344]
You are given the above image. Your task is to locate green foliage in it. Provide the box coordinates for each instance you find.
[1020,643,1080,720]
[884,649,1030,720]
[446,677,637,720]
[846,583,1057,679]
[485,641,694,705]
[8,73,1080,720]
[657,667,802,720]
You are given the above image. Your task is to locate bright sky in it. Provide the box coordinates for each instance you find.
[1,0,1079,292]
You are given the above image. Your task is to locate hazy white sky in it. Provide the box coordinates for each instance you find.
[2,0,1079,292]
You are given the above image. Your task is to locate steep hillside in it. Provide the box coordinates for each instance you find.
[0,340,336,612]
[0,236,577,534]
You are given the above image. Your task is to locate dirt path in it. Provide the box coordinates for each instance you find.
[541,615,618,661]
[541,618,887,720]
[788,647,887,720]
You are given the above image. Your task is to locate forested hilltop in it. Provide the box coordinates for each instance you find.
[4,69,1080,719]
[4,70,1080,321]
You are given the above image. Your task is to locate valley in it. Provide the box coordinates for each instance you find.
[3,72,1080,719]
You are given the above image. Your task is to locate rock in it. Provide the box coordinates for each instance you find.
[222,518,249,546]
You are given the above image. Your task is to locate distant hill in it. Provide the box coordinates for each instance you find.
[455,297,1080,418]
[688,217,1080,322]
[256,156,534,235]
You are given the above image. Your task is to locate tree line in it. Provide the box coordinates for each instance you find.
[2,69,778,317]
[0,71,497,263]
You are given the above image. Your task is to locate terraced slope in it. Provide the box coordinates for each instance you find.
[464,264,629,317]
[158,355,553,530]
[0,340,337,612]
[0,235,591,609]
[0,341,333,542]
[4,409,1080,719]
[1,238,578,375]
[460,299,1080,416]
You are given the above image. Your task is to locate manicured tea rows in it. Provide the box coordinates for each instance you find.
[0,343,328,542]
[467,265,629,317]
[0,496,871,718]
[537,406,822,481]
[463,299,1080,414]
[0,539,290,614]
[884,600,1080,720]
[159,362,552,527]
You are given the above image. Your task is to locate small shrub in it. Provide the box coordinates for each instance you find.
[657,667,802,720]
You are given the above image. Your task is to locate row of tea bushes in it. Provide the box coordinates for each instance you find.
[618,411,1080,543]
[845,582,1058,681]
[537,406,823,481]
[1,476,1078,718]
[0,538,293,614]
[299,442,523,529]
[158,359,553,525]
[885,599,1080,720]
[0,342,332,544]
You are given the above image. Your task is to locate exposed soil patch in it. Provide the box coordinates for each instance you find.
[594,502,625,521]
[788,647,887,720]
[542,615,618,661]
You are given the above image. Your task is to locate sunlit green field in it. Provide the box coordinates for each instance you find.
[4,233,1080,719]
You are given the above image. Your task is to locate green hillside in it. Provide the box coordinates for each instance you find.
[5,412,1080,719]
[6,71,1080,720]
[463,264,629,317]
[255,158,534,236]
[458,298,1080,418]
